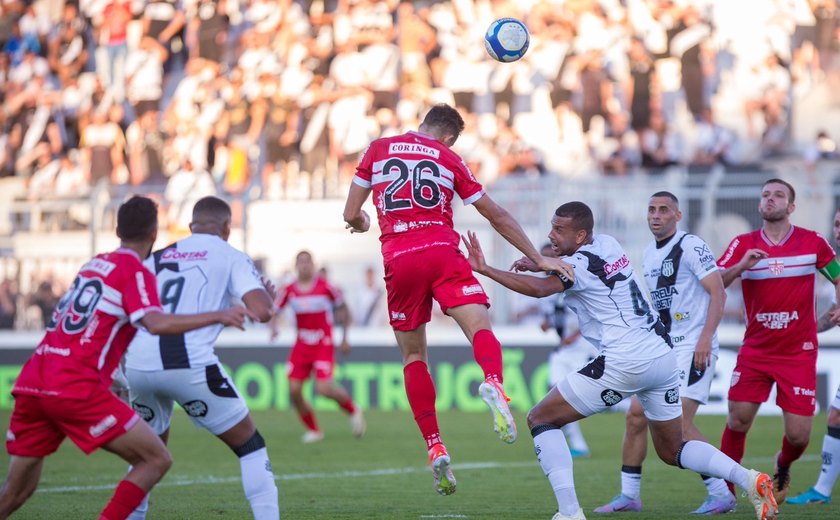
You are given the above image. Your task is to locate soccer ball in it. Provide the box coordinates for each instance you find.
[484,18,530,63]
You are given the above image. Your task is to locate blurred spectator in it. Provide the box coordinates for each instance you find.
[164,158,216,230]
[216,66,266,195]
[261,75,299,199]
[125,37,167,121]
[143,0,186,73]
[26,277,57,329]
[0,278,18,330]
[354,265,386,327]
[189,0,230,66]
[691,108,734,166]
[640,110,683,169]
[80,109,126,187]
[803,129,839,170]
[99,0,132,101]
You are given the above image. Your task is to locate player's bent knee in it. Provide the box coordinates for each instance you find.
[232,430,266,458]
[626,411,648,434]
[827,408,840,427]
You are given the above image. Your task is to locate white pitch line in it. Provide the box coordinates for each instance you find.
[36,454,821,494]
[37,461,536,494]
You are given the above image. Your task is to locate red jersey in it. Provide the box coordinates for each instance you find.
[717,226,835,359]
[13,249,162,399]
[353,130,485,262]
[276,277,342,345]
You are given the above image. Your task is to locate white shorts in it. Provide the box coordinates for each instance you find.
[548,339,598,386]
[558,351,682,422]
[832,383,840,411]
[674,349,718,405]
[127,364,249,436]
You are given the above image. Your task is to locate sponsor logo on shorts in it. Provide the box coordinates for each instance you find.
[793,386,816,397]
[600,389,623,406]
[730,370,741,387]
[665,387,680,404]
[756,310,798,330]
[183,400,208,418]
[462,284,484,296]
[89,415,117,438]
[803,341,815,351]
[391,311,406,321]
[6,430,15,442]
[132,402,155,422]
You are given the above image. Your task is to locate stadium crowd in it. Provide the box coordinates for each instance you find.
[2,0,840,207]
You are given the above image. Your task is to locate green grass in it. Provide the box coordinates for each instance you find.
[1,409,838,519]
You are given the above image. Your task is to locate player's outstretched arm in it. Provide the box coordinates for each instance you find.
[242,288,274,323]
[472,194,543,264]
[463,231,567,298]
[140,307,254,335]
[343,183,372,233]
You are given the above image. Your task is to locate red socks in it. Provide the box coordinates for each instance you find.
[721,426,747,495]
[403,360,441,449]
[99,480,147,520]
[339,398,357,415]
[299,411,320,432]
[778,435,807,468]
[473,329,503,383]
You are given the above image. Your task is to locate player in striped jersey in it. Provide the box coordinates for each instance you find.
[717,179,840,504]
[124,197,279,520]
[271,250,364,443]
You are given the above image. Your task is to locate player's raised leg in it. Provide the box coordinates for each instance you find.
[447,304,517,444]
[217,415,279,520]
[289,377,323,443]
[395,325,455,495]
[527,386,588,520]
[788,402,840,505]
[314,378,365,438]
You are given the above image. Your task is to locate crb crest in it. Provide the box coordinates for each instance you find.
[661,259,674,277]
[600,389,623,406]
[768,259,784,275]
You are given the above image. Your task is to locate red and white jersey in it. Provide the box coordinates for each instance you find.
[717,226,836,359]
[13,249,162,399]
[276,277,342,345]
[353,130,485,262]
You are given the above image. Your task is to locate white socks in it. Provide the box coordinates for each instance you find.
[702,474,732,497]
[814,431,840,497]
[678,440,749,492]
[534,428,580,516]
[240,447,280,520]
[620,466,642,499]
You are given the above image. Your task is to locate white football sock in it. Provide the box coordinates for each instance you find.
[678,440,748,492]
[814,431,840,497]
[702,474,731,497]
[620,466,642,499]
[562,422,589,453]
[534,428,580,516]
[240,447,280,520]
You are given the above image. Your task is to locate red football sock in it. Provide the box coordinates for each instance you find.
[721,426,747,495]
[339,398,357,415]
[99,480,147,520]
[473,329,503,383]
[778,435,807,468]
[403,360,441,449]
[299,411,320,432]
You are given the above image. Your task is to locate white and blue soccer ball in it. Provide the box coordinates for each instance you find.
[484,18,530,63]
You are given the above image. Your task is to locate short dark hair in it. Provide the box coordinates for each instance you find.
[650,191,679,205]
[421,104,465,138]
[555,201,594,235]
[763,178,795,203]
[296,250,312,262]
[192,196,231,221]
[117,196,158,241]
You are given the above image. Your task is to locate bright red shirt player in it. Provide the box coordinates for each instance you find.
[717,178,840,503]
[343,104,551,495]
[270,250,364,443]
[0,196,251,520]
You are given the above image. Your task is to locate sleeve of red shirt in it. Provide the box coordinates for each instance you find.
[123,266,163,324]
[352,142,375,188]
[452,156,484,205]
[325,280,344,305]
[274,284,290,310]
[716,235,746,270]
[815,232,836,269]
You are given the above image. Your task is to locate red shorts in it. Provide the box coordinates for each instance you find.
[727,354,817,416]
[7,389,140,457]
[287,341,335,381]
[384,245,489,331]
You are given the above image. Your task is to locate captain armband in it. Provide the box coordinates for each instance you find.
[819,258,840,281]
[549,271,574,291]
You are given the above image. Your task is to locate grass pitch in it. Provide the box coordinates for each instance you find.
[1,409,838,519]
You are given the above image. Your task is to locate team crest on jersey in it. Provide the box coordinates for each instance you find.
[183,400,208,417]
[768,258,784,275]
[661,259,674,277]
[600,389,623,406]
